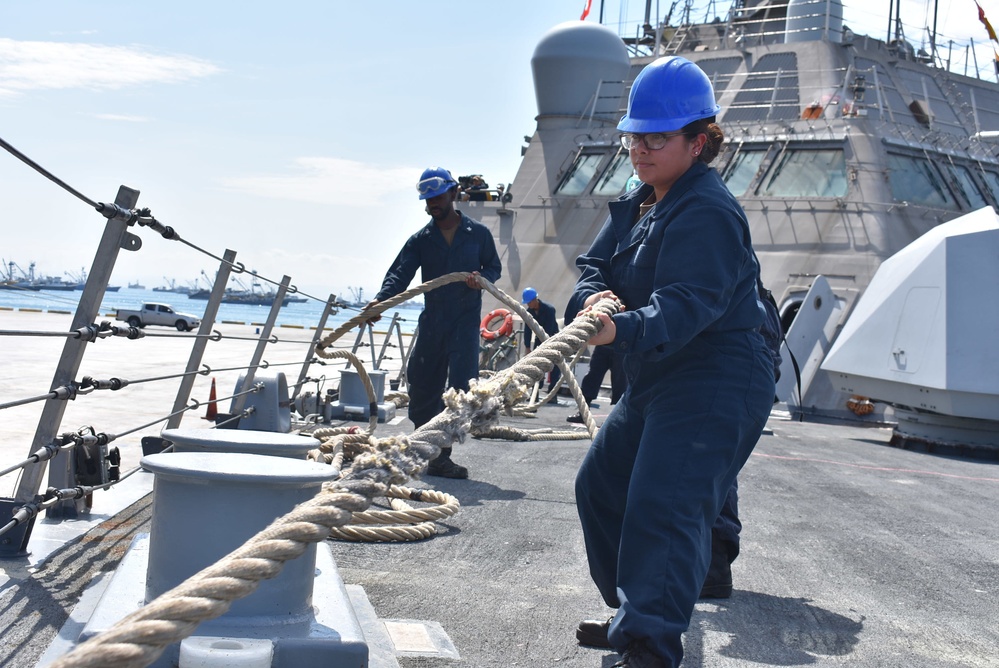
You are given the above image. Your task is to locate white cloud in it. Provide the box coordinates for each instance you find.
[0,38,220,96]
[219,157,417,206]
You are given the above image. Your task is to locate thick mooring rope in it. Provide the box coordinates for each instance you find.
[308,298,587,541]
[48,290,620,668]
[327,485,460,542]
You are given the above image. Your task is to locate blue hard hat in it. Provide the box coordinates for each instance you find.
[416,167,458,200]
[522,287,538,303]
[617,56,721,133]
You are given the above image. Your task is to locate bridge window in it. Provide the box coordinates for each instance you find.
[981,171,999,205]
[756,148,848,198]
[554,153,604,197]
[939,163,988,210]
[886,153,957,210]
[592,151,635,196]
[721,149,767,196]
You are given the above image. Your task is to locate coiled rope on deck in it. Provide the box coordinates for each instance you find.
[326,485,460,542]
[300,350,446,542]
[307,279,589,542]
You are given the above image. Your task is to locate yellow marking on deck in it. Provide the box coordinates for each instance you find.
[384,621,437,653]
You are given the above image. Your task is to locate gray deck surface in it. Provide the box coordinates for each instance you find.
[1,312,997,667]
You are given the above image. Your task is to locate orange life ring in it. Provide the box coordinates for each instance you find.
[480,308,514,340]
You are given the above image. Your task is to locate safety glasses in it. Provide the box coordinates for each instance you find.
[619,131,686,151]
[416,176,453,195]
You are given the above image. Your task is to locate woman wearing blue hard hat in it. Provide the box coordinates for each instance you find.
[565,56,775,667]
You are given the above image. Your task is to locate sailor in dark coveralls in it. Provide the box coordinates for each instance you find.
[367,167,502,479]
[567,57,775,667]
[521,286,561,391]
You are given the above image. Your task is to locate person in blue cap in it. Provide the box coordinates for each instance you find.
[367,167,502,478]
[521,287,560,393]
[566,56,775,667]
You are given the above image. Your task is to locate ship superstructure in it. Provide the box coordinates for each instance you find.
[463,0,999,423]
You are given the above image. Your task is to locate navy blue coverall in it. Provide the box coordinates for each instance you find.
[566,163,774,665]
[523,298,561,390]
[374,212,502,429]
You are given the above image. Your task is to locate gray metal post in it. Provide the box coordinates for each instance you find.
[291,294,337,401]
[375,314,401,370]
[15,186,140,526]
[366,323,378,368]
[398,325,417,391]
[165,249,237,429]
[232,275,291,413]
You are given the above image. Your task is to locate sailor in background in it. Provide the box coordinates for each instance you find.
[366,167,502,479]
[567,57,775,667]
[521,286,561,392]
[564,345,626,423]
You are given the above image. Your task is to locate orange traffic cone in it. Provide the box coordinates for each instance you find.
[203,377,218,421]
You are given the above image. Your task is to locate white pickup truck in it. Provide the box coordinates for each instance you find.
[115,303,201,331]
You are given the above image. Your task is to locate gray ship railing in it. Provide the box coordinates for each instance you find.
[610,0,998,82]
[0,134,418,558]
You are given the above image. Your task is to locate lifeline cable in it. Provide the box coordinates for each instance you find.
[0,135,99,208]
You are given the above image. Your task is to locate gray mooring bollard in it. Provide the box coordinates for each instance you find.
[142,452,334,616]
[160,427,321,460]
[326,368,397,422]
[78,451,369,667]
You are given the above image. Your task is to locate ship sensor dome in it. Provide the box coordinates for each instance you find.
[531,21,630,118]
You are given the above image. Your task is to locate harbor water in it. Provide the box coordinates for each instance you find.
[0,286,422,334]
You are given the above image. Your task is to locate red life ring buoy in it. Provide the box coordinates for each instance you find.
[480,308,514,340]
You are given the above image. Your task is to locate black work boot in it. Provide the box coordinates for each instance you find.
[700,537,736,599]
[426,448,468,479]
[576,616,613,648]
[612,640,668,667]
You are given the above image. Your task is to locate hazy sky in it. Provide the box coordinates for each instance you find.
[1,0,993,300]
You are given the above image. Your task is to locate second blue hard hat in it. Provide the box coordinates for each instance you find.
[522,287,538,303]
[617,56,721,133]
[416,167,458,200]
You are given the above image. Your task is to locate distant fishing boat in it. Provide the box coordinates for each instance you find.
[0,260,120,291]
[67,268,119,292]
[153,277,194,294]
[187,270,291,306]
[127,281,145,290]
[344,286,367,308]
